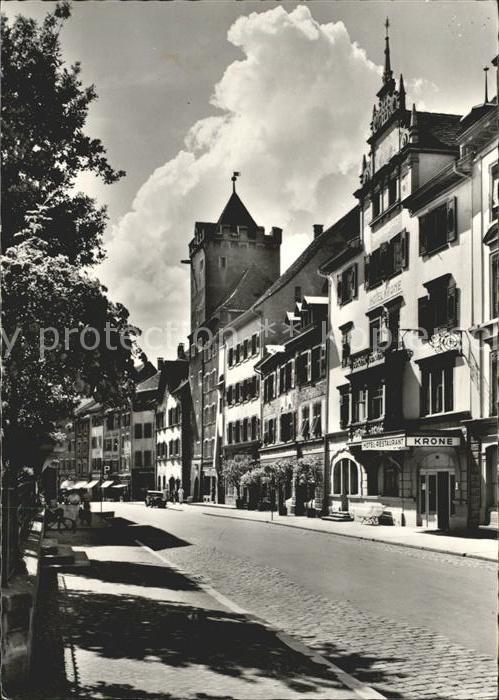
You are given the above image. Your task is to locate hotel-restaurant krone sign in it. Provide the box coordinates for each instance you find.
[361,434,461,451]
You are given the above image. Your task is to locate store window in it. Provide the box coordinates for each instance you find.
[332,458,360,496]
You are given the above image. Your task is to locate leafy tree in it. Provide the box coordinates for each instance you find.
[221,456,254,495]
[2,238,136,471]
[295,456,323,486]
[1,2,125,265]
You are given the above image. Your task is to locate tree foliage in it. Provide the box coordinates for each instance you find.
[221,456,254,490]
[2,238,136,468]
[1,1,124,265]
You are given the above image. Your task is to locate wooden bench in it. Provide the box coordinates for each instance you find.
[352,503,385,525]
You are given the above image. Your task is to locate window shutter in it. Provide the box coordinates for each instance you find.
[444,365,454,412]
[364,255,370,290]
[447,284,459,328]
[400,229,409,269]
[418,296,431,336]
[336,274,343,304]
[380,241,390,277]
[420,369,430,416]
[419,215,428,256]
[447,197,457,242]
[351,263,358,298]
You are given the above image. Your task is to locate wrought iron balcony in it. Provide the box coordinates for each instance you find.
[343,338,411,375]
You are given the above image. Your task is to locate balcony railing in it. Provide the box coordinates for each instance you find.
[343,338,410,374]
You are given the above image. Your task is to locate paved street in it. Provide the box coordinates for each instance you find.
[102,502,497,700]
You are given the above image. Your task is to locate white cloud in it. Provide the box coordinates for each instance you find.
[96,5,433,359]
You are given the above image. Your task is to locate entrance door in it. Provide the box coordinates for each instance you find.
[419,470,452,530]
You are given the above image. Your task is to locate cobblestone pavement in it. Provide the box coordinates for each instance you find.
[163,544,497,700]
[118,510,495,700]
[23,523,367,700]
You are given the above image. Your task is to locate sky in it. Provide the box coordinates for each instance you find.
[4,0,497,362]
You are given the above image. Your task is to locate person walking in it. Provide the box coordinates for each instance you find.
[177,486,184,504]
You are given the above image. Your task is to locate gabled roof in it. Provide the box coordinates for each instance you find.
[254,206,360,307]
[136,371,160,394]
[218,264,275,312]
[217,192,257,229]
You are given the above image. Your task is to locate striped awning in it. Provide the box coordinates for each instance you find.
[60,480,75,490]
[73,481,89,489]
[86,480,100,489]
[100,480,114,489]
[111,484,127,489]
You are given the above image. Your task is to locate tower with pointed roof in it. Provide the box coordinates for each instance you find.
[188,174,282,333]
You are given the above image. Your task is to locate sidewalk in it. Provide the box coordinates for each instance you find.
[184,502,498,561]
[25,516,381,700]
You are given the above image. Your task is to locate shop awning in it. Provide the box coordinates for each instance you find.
[100,480,114,489]
[73,481,89,489]
[60,480,75,490]
[111,484,127,489]
[86,480,100,489]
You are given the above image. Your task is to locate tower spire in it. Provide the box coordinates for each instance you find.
[231,171,240,194]
[483,66,490,104]
[383,17,393,84]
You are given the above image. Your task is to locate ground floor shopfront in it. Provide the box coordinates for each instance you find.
[259,439,324,515]
[326,429,469,529]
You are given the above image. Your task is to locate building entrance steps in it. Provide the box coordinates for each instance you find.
[179,501,498,561]
[26,517,383,700]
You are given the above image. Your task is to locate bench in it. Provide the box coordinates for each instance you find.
[352,503,385,525]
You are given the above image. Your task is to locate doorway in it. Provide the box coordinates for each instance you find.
[419,470,454,530]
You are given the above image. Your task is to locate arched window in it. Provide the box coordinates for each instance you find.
[332,458,360,496]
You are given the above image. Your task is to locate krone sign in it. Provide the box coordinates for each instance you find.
[406,436,461,447]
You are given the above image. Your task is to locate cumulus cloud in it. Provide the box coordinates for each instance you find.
[96,5,430,359]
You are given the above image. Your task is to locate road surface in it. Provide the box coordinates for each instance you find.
[108,501,497,699]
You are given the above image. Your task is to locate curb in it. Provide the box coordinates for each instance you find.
[135,538,385,700]
[198,510,496,563]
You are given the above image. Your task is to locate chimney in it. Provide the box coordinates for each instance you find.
[177,343,186,360]
[313,224,324,239]
[157,357,164,370]
[271,226,283,244]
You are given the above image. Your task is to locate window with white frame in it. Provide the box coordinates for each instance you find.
[300,405,310,440]
[311,402,322,437]
[352,387,367,423]
[332,458,360,496]
[368,383,384,420]
[420,359,454,416]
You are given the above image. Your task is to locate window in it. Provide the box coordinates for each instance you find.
[113,437,119,452]
[143,450,152,467]
[242,418,249,442]
[418,276,459,337]
[365,231,408,290]
[228,423,233,444]
[243,339,249,360]
[280,412,295,442]
[372,190,381,218]
[91,437,98,449]
[491,351,498,417]
[311,346,322,382]
[341,325,352,366]
[369,383,384,420]
[419,198,457,256]
[264,417,277,444]
[228,348,234,367]
[332,458,360,496]
[235,421,241,444]
[263,374,276,402]
[383,461,399,497]
[144,423,152,439]
[219,256,227,269]
[490,162,498,221]
[491,253,498,319]
[337,263,358,305]
[294,285,302,302]
[296,351,311,385]
[339,387,350,429]
[135,451,142,467]
[352,387,367,423]
[235,344,241,364]
[134,423,142,439]
[421,361,454,415]
[388,178,398,207]
[104,438,112,452]
[250,416,258,441]
[251,333,259,356]
[311,402,322,437]
[300,406,310,440]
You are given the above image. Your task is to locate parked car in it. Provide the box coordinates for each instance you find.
[145,490,167,508]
